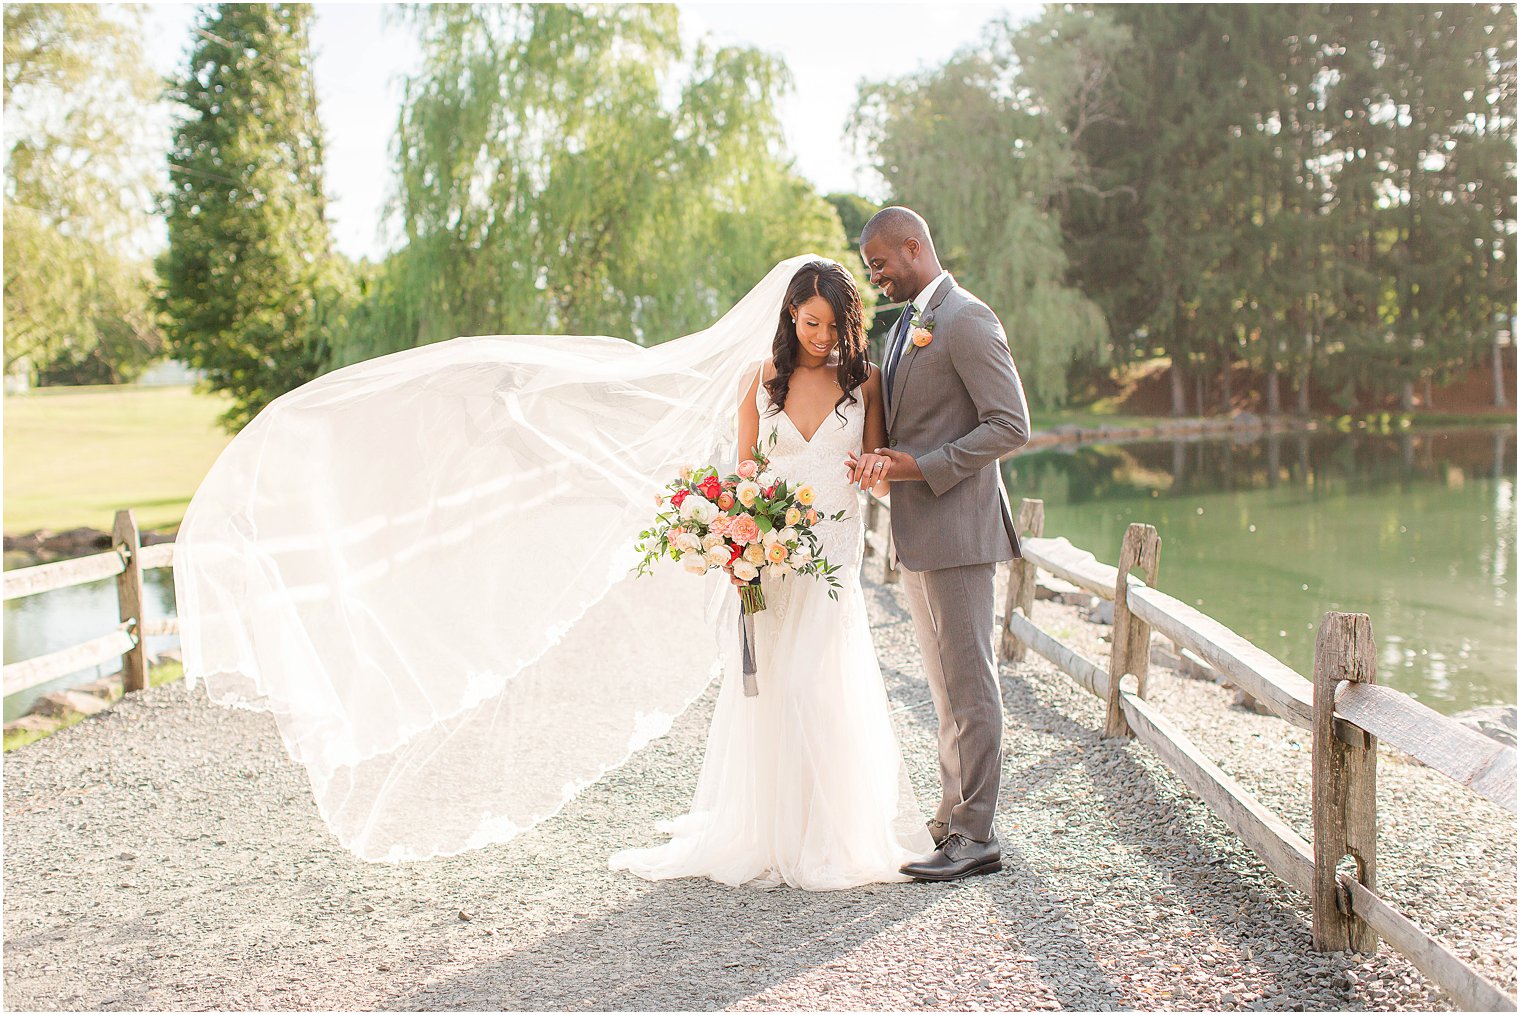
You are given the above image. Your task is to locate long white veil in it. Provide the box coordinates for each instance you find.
[174,254,822,861]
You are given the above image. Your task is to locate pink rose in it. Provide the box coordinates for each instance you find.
[728,514,760,545]
[709,514,733,536]
[737,460,759,479]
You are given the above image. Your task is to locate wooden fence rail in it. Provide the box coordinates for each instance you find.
[869,494,1516,1011]
[3,510,177,702]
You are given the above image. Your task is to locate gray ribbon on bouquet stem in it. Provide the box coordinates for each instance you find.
[740,610,759,696]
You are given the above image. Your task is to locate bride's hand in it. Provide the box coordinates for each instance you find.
[844,451,890,490]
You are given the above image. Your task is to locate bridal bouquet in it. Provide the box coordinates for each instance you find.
[634,431,846,615]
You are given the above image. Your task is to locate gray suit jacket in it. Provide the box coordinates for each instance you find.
[884,276,1031,572]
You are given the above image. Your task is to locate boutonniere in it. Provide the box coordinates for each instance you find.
[907,307,936,348]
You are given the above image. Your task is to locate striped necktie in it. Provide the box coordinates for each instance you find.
[885,306,915,402]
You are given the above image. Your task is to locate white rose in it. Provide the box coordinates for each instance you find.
[674,532,702,553]
[779,527,799,545]
[736,481,761,507]
[764,562,790,580]
[704,545,731,568]
[682,555,709,575]
[680,497,717,525]
[789,548,812,567]
[732,559,759,582]
[761,528,782,547]
[757,471,776,488]
[702,532,725,550]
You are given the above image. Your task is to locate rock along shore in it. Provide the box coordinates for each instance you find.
[3,567,1514,1011]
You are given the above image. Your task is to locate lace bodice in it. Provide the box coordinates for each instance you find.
[754,382,865,572]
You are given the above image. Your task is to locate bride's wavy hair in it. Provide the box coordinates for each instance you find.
[763,260,869,422]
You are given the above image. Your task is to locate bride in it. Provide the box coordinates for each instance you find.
[608,259,932,890]
[173,254,931,884]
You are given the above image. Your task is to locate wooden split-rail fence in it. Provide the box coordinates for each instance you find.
[4,510,179,701]
[5,503,1516,1009]
[864,494,1517,1011]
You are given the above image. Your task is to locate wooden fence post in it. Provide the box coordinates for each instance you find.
[112,509,147,693]
[1312,611,1378,953]
[1104,522,1161,738]
[999,498,1045,661]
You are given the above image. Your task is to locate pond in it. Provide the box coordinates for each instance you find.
[6,425,1514,720]
[1003,424,1516,714]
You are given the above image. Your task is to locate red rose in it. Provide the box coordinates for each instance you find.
[699,476,722,500]
[763,484,776,498]
[671,489,689,507]
[728,543,743,563]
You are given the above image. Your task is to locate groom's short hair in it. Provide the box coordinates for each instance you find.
[860,206,933,251]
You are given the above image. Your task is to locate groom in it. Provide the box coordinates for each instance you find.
[850,207,1030,882]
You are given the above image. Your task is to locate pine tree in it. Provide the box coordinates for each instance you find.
[158,3,350,430]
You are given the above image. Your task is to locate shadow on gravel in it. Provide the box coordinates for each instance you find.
[382,874,944,1011]
[991,662,1358,1011]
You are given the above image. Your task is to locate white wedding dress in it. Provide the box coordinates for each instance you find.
[172,253,931,869]
[609,385,933,890]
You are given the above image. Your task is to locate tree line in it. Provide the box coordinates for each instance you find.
[854,4,1516,412]
[5,3,1513,428]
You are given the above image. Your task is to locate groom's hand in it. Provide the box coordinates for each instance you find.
[873,447,924,482]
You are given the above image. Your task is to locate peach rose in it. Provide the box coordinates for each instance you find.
[728,514,760,545]
[910,326,934,348]
[743,543,766,565]
[737,459,759,479]
[785,506,801,527]
[736,480,762,507]
[732,559,759,582]
[804,509,818,526]
[717,491,735,511]
[765,542,788,564]
[709,514,733,537]
[796,485,816,506]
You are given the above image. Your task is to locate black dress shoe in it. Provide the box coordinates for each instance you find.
[926,819,950,848]
[900,832,1001,881]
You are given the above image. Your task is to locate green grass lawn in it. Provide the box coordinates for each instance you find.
[4,384,234,535]
[1031,407,1162,431]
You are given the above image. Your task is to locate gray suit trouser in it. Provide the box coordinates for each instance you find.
[899,561,1003,842]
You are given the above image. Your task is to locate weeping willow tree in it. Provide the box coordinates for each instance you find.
[334,4,855,365]
[4,3,164,384]
[850,7,1122,407]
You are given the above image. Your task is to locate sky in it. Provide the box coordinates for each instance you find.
[142,2,1042,262]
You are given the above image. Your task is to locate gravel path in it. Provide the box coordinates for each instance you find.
[4,567,1515,1011]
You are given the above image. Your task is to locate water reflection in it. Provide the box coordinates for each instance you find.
[1003,426,1517,713]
